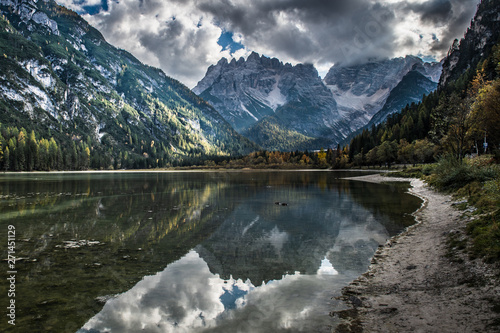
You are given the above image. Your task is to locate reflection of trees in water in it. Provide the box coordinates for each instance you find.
[0,173,234,333]
[197,180,402,284]
[0,171,421,332]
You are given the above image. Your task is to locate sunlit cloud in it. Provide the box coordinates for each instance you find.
[57,0,480,87]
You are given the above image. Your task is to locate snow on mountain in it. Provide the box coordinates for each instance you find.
[194,53,441,150]
[193,52,348,150]
[323,56,442,130]
[193,53,299,132]
[0,0,256,167]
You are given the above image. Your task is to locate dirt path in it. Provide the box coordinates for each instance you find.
[336,174,500,332]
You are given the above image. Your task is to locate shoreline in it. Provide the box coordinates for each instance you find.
[0,168,388,175]
[335,174,500,332]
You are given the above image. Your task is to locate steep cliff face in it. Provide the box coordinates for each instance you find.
[324,56,441,129]
[193,52,340,134]
[240,58,347,151]
[193,55,287,133]
[367,69,438,127]
[440,0,500,87]
[0,0,255,168]
[194,52,440,151]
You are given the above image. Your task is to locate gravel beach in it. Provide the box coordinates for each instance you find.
[335,174,500,332]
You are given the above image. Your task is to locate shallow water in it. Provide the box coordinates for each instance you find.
[0,171,421,332]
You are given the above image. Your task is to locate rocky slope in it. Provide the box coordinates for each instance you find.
[194,52,342,133]
[194,53,440,151]
[439,0,500,87]
[324,56,441,130]
[0,0,256,169]
[366,68,438,128]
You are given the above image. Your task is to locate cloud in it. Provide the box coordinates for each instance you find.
[398,0,479,54]
[407,0,454,25]
[57,0,480,87]
[195,0,398,67]
[79,0,246,87]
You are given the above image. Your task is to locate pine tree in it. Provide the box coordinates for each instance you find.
[83,146,90,169]
[48,138,58,170]
[27,130,38,171]
[3,146,9,171]
[7,138,16,171]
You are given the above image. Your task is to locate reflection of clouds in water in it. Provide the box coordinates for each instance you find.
[81,251,227,332]
[329,214,390,275]
[317,257,339,275]
[332,215,388,253]
[80,250,347,333]
[241,216,260,236]
[79,188,399,332]
[211,271,345,332]
[258,226,289,256]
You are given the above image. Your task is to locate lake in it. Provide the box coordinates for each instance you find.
[0,171,422,332]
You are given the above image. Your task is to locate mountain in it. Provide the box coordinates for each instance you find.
[193,54,284,133]
[193,52,342,131]
[194,52,348,151]
[346,0,500,166]
[323,56,442,129]
[366,68,438,128]
[340,66,439,146]
[194,53,440,151]
[0,0,256,170]
[440,0,500,87]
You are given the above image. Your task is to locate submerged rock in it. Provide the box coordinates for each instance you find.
[55,240,102,249]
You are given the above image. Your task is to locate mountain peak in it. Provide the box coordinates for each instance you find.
[193,53,440,150]
[218,57,229,66]
[247,51,261,62]
[0,0,256,169]
[193,53,345,149]
[324,56,441,117]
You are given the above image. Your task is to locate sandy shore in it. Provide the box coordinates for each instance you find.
[336,174,500,332]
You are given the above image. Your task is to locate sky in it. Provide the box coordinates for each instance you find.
[56,0,481,88]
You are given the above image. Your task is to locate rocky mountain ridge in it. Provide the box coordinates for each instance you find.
[193,52,340,134]
[439,0,500,87]
[366,68,438,128]
[324,56,442,129]
[194,53,441,151]
[0,0,255,169]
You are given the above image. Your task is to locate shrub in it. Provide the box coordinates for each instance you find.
[466,211,500,262]
[421,163,435,176]
[429,154,500,191]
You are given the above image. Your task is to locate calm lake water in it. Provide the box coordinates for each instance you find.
[0,171,421,332]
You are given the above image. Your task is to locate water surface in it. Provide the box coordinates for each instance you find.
[0,171,421,332]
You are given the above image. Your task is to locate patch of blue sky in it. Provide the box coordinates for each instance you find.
[74,0,108,15]
[218,31,244,54]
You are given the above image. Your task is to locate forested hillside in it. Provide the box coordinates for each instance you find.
[339,0,500,262]
[344,0,500,168]
[0,0,256,171]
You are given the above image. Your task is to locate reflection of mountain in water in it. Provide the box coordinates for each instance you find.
[196,184,393,285]
[0,172,421,333]
[78,250,353,333]
[0,173,235,333]
[78,178,420,333]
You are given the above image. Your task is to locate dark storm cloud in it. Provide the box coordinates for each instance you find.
[196,0,399,66]
[402,0,478,28]
[197,0,387,35]
[404,0,479,53]
[68,0,481,86]
[406,0,453,25]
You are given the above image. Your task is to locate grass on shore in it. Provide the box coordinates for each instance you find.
[389,155,500,263]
